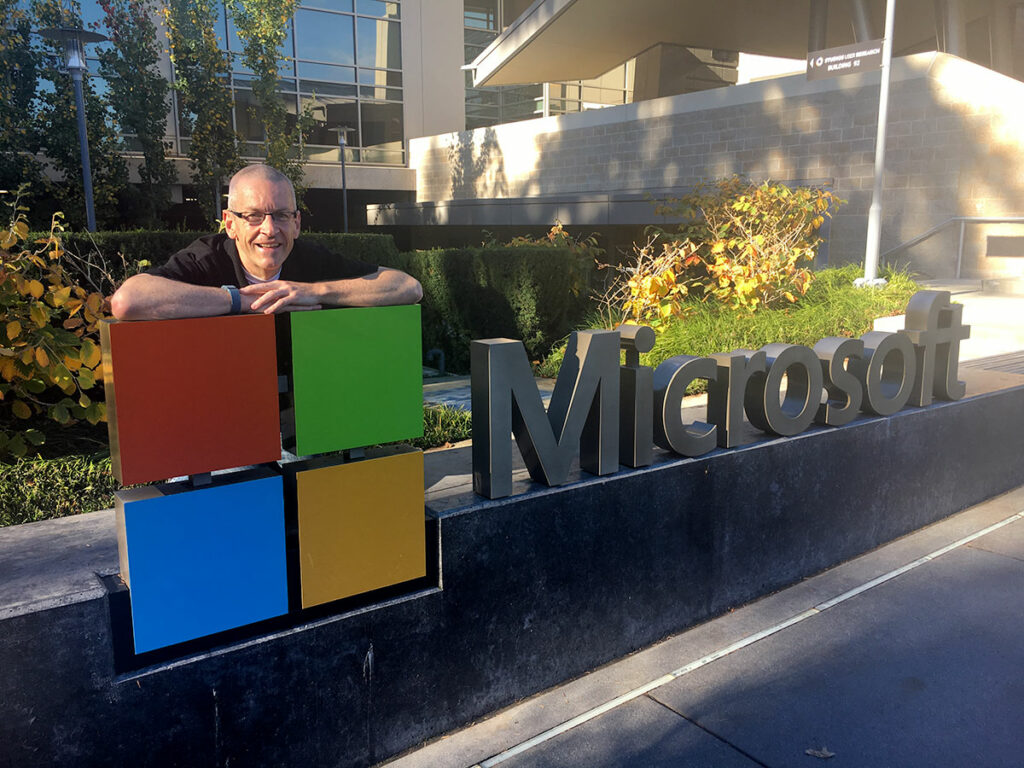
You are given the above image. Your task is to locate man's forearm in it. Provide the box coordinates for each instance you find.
[111,268,422,320]
[110,274,236,320]
[309,267,423,307]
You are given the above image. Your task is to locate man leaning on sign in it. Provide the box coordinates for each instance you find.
[110,164,422,321]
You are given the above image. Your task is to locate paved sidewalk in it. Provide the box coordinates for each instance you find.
[383,487,1024,768]
[877,279,1024,361]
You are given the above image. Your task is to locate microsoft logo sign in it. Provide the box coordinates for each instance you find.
[101,306,425,654]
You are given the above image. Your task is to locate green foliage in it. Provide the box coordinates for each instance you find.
[397,246,596,372]
[409,404,472,450]
[226,0,313,197]
[32,0,128,229]
[0,450,118,526]
[646,265,916,369]
[492,221,606,262]
[541,264,920,379]
[0,189,109,460]
[96,0,176,226]
[49,229,200,284]
[0,1,46,199]
[302,232,402,266]
[163,0,243,221]
[652,176,843,312]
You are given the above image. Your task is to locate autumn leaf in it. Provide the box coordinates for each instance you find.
[805,747,835,760]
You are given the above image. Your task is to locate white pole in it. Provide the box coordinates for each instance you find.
[860,0,896,286]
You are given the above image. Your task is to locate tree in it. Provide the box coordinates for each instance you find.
[163,0,242,223]
[0,1,45,202]
[226,0,312,199]
[31,0,127,230]
[96,0,175,226]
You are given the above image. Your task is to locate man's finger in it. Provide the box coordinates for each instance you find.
[250,288,293,311]
[239,282,279,295]
[262,299,321,314]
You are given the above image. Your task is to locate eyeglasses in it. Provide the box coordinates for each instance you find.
[228,209,298,226]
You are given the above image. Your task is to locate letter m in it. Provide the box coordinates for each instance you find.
[471,330,620,499]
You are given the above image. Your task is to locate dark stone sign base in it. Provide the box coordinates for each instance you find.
[2,386,1023,767]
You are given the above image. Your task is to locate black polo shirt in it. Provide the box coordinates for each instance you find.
[149,233,377,287]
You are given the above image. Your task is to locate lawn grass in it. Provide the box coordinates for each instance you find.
[1,452,120,526]
[647,264,919,368]
[411,404,472,450]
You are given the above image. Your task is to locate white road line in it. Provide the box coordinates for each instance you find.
[472,511,1024,767]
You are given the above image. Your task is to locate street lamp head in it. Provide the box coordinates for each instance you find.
[37,26,107,74]
[336,126,353,149]
[36,25,107,233]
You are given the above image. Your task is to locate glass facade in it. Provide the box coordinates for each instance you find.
[33,0,633,172]
[218,1,405,165]
[62,0,404,166]
[463,0,633,130]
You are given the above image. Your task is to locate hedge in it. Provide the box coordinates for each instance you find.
[42,231,594,373]
[390,247,594,371]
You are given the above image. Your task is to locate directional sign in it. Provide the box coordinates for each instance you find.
[807,39,883,81]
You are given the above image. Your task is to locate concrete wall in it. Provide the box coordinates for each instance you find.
[406,52,1024,280]
[3,383,1024,767]
[401,0,466,143]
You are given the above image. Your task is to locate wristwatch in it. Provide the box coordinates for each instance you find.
[221,284,242,315]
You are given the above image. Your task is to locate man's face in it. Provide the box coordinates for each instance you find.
[223,179,301,280]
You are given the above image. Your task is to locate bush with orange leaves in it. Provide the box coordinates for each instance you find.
[653,176,843,312]
[597,237,702,330]
[0,188,109,458]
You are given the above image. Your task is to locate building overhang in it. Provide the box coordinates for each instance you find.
[469,0,993,86]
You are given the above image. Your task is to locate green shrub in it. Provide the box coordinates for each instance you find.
[400,246,595,372]
[303,232,402,267]
[45,230,194,286]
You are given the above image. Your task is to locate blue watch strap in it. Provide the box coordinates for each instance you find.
[221,284,241,314]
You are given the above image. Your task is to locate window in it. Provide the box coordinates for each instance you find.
[356,17,401,69]
[181,1,406,165]
[295,9,355,66]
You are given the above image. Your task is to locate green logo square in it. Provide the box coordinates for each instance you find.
[290,305,423,456]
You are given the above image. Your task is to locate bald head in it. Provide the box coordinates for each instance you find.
[227,165,296,210]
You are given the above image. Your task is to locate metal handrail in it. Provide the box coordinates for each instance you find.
[882,216,1024,278]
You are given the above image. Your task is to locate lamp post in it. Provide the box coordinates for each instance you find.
[858,0,896,287]
[38,25,107,233]
[337,127,351,233]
